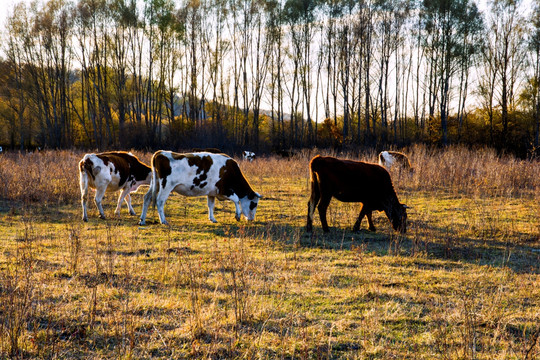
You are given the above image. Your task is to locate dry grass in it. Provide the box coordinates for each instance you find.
[0,145,539,359]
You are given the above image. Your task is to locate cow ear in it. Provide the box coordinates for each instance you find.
[402,204,409,209]
[255,192,263,199]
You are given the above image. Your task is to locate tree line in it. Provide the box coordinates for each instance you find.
[0,0,539,157]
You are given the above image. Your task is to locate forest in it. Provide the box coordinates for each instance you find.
[0,0,539,157]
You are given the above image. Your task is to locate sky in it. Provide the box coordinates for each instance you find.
[0,0,24,40]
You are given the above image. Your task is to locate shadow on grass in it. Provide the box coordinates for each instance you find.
[195,219,540,275]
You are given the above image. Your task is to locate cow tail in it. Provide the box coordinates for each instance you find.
[309,165,320,203]
[79,159,89,196]
[309,156,323,204]
[149,156,160,209]
[151,169,159,208]
[306,159,320,230]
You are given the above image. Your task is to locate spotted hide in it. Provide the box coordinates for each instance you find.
[139,151,262,225]
[242,151,256,162]
[79,151,152,221]
[306,155,407,233]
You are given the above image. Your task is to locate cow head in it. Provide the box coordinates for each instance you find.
[389,203,408,233]
[238,191,262,221]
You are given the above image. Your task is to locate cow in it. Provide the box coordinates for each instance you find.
[138,151,262,226]
[79,151,152,222]
[306,155,407,233]
[378,151,413,172]
[242,151,256,162]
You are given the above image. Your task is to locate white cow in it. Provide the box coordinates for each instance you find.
[139,151,262,225]
[79,151,152,221]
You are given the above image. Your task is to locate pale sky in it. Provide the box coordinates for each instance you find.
[0,0,22,29]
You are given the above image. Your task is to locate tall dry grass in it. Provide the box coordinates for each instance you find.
[404,145,539,197]
[0,150,82,205]
[0,146,536,206]
[0,150,153,207]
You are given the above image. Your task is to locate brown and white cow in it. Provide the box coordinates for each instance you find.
[79,151,152,222]
[378,151,413,172]
[306,155,407,233]
[138,151,262,225]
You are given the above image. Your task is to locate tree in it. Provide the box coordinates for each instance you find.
[283,0,318,147]
[421,0,482,146]
[489,0,526,146]
[529,0,540,153]
[266,0,287,149]
[4,3,31,149]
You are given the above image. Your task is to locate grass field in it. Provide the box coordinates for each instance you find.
[0,145,539,359]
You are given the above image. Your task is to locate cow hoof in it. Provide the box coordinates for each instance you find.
[99,215,106,220]
[83,218,88,222]
[235,216,241,222]
[210,219,218,223]
[368,227,376,232]
[138,220,146,225]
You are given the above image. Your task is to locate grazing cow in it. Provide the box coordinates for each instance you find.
[192,147,223,154]
[378,151,413,172]
[139,151,262,225]
[242,151,256,162]
[306,155,407,233]
[79,151,152,222]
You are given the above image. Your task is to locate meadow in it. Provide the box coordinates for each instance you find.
[0,145,538,359]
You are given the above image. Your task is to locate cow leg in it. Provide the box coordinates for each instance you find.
[94,187,107,219]
[139,187,153,225]
[155,187,173,225]
[115,188,133,216]
[317,195,332,232]
[80,172,89,222]
[207,196,217,223]
[353,204,375,232]
[366,210,376,231]
[124,194,136,216]
[225,194,241,221]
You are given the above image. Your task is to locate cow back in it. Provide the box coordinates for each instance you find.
[310,155,397,210]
